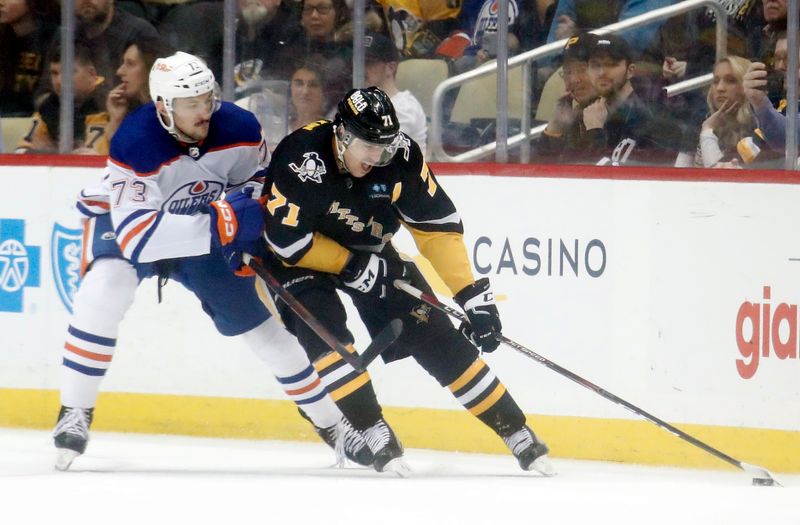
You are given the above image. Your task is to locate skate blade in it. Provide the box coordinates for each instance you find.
[381,457,412,478]
[529,454,557,477]
[55,449,81,471]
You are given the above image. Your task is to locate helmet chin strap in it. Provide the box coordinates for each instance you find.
[157,110,200,143]
[334,124,351,174]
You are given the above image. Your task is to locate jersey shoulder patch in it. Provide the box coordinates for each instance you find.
[271,122,336,187]
[205,102,262,149]
[110,103,179,174]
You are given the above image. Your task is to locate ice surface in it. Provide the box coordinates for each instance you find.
[1,428,797,524]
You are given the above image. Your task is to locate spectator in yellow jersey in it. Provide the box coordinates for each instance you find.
[16,43,109,154]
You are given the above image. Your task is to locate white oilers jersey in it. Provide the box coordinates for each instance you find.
[97,101,268,264]
[471,0,518,46]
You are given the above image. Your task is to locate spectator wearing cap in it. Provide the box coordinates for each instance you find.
[363,32,428,153]
[533,32,599,162]
[577,33,678,165]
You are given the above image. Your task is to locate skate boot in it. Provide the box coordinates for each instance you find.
[504,425,556,477]
[363,418,411,477]
[316,417,374,467]
[53,406,94,471]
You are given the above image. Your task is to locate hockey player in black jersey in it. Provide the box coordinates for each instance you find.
[237,87,555,476]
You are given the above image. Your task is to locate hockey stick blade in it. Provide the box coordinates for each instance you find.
[246,255,399,371]
[360,318,403,368]
[393,279,782,487]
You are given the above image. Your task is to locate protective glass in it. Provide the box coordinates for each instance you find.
[345,134,402,167]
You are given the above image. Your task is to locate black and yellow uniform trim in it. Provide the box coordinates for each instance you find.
[314,345,372,402]
[406,225,474,296]
[295,232,351,274]
[448,359,507,416]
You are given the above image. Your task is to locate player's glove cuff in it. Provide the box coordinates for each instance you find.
[454,278,502,353]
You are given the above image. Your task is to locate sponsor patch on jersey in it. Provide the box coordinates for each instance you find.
[51,223,82,314]
[164,180,224,215]
[369,183,391,200]
[289,152,326,183]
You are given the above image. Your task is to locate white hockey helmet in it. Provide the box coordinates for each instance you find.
[149,51,219,139]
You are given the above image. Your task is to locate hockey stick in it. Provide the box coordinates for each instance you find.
[243,254,402,372]
[393,279,782,487]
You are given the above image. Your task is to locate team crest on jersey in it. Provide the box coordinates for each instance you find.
[164,180,224,214]
[188,146,200,158]
[289,152,326,183]
[410,303,431,324]
[51,223,82,314]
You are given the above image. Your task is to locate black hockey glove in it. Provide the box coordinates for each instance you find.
[454,278,502,353]
[340,251,407,299]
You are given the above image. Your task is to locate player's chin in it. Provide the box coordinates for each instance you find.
[190,124,210,140]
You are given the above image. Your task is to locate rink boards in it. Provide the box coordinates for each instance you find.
[0,157,797,472]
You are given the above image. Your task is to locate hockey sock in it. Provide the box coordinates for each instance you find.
[241,317,343,429]
[313,346,383,431]
[60,258,138,408]
[448,358,526,437]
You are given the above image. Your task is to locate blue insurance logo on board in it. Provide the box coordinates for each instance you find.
[0,219,41,313]
[51,223,83,314]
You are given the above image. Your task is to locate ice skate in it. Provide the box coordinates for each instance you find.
[363,419,411,477]
[504,425,557,477]
[53,406,93,471]
[317,417,374,467]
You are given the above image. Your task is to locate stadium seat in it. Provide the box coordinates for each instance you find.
[1,117,33,153]
[395,59,450,118]
[449,66,524,124]
[534,67,566,123]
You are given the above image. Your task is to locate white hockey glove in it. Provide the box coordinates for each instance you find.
[340,252,407,299]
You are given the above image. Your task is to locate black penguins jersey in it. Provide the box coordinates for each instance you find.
[262,119,475,295]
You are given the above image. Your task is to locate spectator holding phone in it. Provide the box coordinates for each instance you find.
[743,32,800,150]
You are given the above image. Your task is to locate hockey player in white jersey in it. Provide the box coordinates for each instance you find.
[52,52,370,470]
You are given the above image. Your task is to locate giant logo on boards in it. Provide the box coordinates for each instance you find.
[735,286,798,379]
[0,219,41,313]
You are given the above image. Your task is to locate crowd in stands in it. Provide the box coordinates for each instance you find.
[0,0,797,167]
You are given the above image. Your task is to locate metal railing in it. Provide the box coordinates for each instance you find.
[429,0,728,163]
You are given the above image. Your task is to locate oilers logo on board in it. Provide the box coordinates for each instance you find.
[51,223,82,314]
[164,180,224,215]
[0,219,41,313]
[289,152,326,183]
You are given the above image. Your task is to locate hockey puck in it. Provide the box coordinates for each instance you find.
[752,477,775,486]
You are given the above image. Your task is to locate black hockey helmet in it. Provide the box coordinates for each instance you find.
[336,87,400,144]
[334,87,403,168]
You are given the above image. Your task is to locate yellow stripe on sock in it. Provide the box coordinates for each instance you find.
[314,351,343,372]
[329,372,371,401]
[314,344,359,373]
[448,360,485,393]
[467,383,506,416]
